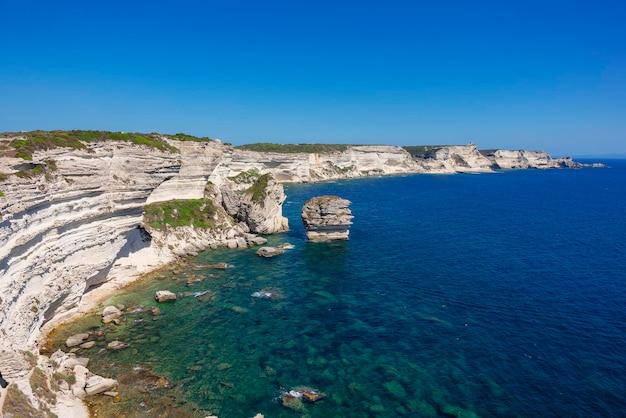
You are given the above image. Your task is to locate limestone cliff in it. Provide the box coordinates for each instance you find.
[487,149,583,169]
[223,145,420,182]
[237,174,289,234]
[0,136,285,393]
[419,144,496,173]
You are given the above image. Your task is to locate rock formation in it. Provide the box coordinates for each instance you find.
[256,246,286,258]
[414,143,496,173]
[301,196,353,241]
[237,174,289,234]
[154,290,177,302]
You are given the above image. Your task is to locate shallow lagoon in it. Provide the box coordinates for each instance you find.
[48,163,626,417]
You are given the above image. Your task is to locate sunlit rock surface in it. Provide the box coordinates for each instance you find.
[301,196,353,242]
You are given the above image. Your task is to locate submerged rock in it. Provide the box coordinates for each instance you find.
[155,290,177,302]
[281,391,305,411]
[256,246,285,258]
[301,196,353,241]
[281,386,326,411]
[251,289,282,300]
[107,340,129,351]
[205,262,233,269]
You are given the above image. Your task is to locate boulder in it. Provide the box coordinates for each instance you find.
[66,333,90,348]
[84,375,118,395]
[301,196,353,241]
[155,290,177,302]
[256,246,285,258]
[71,364,89,399]
[63,357,90,369]
[249,236,268,246]
[101,305,123,323]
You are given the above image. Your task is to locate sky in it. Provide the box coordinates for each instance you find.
[1,0,625,156]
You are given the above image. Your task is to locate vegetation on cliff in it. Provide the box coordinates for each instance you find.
[236,143,349,153]
[228,169,261,184]
[143,199,218,229]
[246,173,272,202]
[1,130,212,160]
[402,145,447,158]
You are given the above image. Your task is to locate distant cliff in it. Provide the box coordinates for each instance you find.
[0,130,593,415]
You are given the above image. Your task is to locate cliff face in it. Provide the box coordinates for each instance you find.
[0,142,181,362]
[223,145,421,182]
[0,138,285,382]
[490,149,583,169]
[0,136,586,383]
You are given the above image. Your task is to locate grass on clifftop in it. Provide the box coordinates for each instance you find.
[143,199,218,229]
[236,143,349,153]
[2,130,212,160]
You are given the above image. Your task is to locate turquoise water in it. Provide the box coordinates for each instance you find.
[51,162,626,417]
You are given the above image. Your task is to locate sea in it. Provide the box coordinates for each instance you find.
[47,160,626,418]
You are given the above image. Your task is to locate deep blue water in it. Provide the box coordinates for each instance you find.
[51,161,626,417]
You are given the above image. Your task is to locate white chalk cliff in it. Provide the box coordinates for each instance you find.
[0,133,591,414]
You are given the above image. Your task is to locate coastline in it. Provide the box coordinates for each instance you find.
[0,133,602,416]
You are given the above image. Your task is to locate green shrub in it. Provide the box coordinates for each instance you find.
[402,145,447,158]
[167,132,212,142]
[2,384,42,417]
[236,143,350,153]
[229,169,260,184]
[143,199,218,229]
[247,173,272,202]
[30,367,56,405]
[2,130,182,160]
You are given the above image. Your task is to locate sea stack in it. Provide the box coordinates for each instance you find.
[301,196,353,241]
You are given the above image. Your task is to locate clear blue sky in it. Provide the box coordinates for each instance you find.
[1,0,624,156]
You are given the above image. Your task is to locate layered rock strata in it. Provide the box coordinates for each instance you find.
[301,196,353,241]
[0,137,287,415]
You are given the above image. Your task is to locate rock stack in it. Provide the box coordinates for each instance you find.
[301,196,353,241]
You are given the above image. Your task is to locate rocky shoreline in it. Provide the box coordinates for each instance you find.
[0,132,601,416]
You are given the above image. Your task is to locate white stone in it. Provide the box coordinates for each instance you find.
[155,290,177,302]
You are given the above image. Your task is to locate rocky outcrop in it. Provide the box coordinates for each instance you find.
[487,149,583,169]
[238,174,289,234]
[413,143,496,173]
[301,196,353,241]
